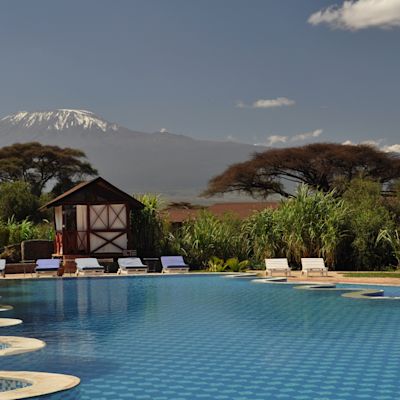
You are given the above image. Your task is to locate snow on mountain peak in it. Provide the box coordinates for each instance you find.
[0,109,118,132]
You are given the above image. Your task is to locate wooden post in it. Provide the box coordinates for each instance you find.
[86,204,91,254]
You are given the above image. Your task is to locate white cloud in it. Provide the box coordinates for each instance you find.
[360,139,384,146]
[264,129,323,146]
[291,129,323,142]
[266,135,288,146]
[382,144,400,152]
[342,139,400,153]
[308,0,400,30]
[160,128,168,133]
[237,97,295,109]
[342,140,354,145]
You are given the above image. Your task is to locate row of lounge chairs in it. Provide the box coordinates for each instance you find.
[0,256,191,278]
[265,258,328,277]
[1,256,327,277]
[75,256,190,275]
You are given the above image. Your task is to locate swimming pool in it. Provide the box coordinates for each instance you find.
[1,275,400,399]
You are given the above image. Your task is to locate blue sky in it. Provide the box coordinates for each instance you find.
[0,0,399,150]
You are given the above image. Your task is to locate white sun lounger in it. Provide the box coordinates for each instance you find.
[161,256,190,273]
[265,258,291,276]
[75,258,104,276]
[117,257,148,274]
[0,260,5,278]
[301,258,328,276]
[35,259,60,277]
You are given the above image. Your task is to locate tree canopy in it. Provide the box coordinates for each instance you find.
[0,142,97,196]
[203,143,400,198]
[0,181,40,222]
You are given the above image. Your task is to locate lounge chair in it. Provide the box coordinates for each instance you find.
[117,257,148,274]
[265,258,291,276]
[301,258,328,276]
[35,259,60,277]
[160,256,190,274]
[0,260,5,278]
[75,258,104,276]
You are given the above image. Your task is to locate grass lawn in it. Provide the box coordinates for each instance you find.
[342,272,400,278]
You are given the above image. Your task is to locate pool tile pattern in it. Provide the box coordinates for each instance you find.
[0,378,31,393]
[1,276,400,399]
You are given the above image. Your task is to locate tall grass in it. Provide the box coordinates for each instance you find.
[132,194,169,257]
[242,185,348,268]
[171,211,247,267]
[377,229,400,267]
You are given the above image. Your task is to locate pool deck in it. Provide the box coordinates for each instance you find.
[2,270,400,286]
[259,270,400,286]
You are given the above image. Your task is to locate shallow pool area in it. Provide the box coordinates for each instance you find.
[1,275,400,399]
[0,378,31,393]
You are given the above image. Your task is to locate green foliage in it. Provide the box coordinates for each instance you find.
[342,179,394,269]
[207,256,250,272]
[223,257,250,272]
[207,256,226,272]
[131,194,169,257]
[171,211,247,267]
[0,181,41,222]
[242,185,348,268]
[343,272,400,278]
[0,217,54,248]
[241,208,281,262]
[377,228,400,267]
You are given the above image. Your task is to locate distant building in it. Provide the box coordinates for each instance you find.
[164,202,278,226]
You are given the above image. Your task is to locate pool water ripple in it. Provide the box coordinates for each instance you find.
[0,276,400,399]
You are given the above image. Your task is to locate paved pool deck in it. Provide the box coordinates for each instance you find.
[2,270,400,286]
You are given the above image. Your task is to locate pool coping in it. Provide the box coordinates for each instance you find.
[251,278,400,300]
[0,337,46,357]
[0,371,80,400]
[0,320,22,328]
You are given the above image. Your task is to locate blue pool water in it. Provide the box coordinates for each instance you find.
[1,275,400,399]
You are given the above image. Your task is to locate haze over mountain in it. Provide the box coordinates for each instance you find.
[0,109,263,199]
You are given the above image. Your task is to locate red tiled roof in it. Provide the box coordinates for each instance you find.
[164,202,278,223]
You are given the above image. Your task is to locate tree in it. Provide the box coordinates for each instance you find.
[203,143,400,198]
[0,181,40,222]
[0,142,97,196]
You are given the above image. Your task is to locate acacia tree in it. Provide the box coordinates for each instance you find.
[0,142,97,196]
[203,143,400,198]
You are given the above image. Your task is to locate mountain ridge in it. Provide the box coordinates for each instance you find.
[0,109,263,199]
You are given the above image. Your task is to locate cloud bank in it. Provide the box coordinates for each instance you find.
[343,139,400,153]
[265,129,323,146]
[237,97,295,109]
[266,135,288,146]
[292,129,323,141]
[308,0,400,30]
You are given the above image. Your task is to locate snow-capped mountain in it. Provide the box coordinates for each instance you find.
[0,109,119,136]
[0,109,262,198]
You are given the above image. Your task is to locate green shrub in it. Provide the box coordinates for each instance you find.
[207,256,226,272]
[223,257,250,272]
[342,179,394,269]
[172,211,247,267]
